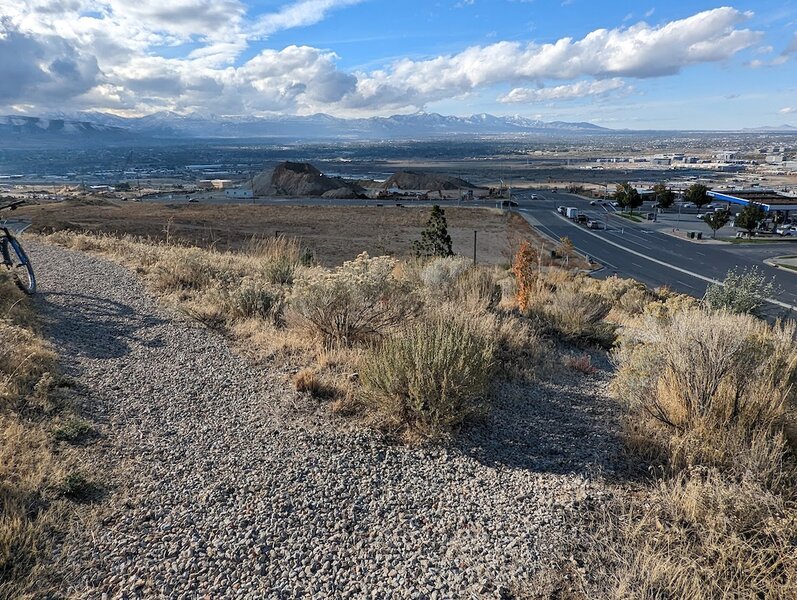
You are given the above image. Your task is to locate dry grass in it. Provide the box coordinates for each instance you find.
[596,302,797,599]
[0,275,85,597]
[41,231,555,437]
[593,468,797,600]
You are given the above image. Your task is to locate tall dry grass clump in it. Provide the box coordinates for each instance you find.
[359,315,497,439]
[612,308,797,470]
[600,468,797,600]
[597,305,797,599]
[290,253,418,347]
[245,234,307,285]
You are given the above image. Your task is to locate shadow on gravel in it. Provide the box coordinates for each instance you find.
[459,378,628,477]
[35,292,166,360]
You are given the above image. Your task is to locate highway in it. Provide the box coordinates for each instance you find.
[510,190,797,317]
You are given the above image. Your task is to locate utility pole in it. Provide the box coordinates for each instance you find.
[473,230,477,264]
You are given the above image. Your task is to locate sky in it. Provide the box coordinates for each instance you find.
[2,0,797,129]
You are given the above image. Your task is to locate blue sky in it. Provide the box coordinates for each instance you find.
[2,1,797,128]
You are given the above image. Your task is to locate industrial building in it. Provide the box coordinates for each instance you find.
[707,188,797,213]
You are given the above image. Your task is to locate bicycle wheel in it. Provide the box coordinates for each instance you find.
[2,236,36,294]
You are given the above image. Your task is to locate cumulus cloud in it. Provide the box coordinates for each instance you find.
[0,4,767,116]
[780,106,796,114]
[335,7,761,112]
[0,18,99,103]
[499,79,629,103]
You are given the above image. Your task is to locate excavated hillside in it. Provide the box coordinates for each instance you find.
[252,162,365,198]
[382,171,477,191]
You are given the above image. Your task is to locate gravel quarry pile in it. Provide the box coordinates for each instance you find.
[29,242,621,599]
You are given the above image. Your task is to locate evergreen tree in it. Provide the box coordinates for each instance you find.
[413,205,454,258]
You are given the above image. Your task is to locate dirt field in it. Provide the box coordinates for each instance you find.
[14,200,547,266]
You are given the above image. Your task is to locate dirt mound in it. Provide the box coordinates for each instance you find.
[382,171,477,191]
[252,162,364,198]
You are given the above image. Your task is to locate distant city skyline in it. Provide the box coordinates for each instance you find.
[2,1,797,129]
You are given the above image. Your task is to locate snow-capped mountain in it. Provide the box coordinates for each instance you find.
[0,115,129,138]
[28,111,609,140]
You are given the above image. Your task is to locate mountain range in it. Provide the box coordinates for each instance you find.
[1,112,608,142]
[3,112,796,144]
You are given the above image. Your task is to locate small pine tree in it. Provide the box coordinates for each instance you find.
[413,205,454,258]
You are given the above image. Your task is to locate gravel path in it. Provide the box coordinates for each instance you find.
[29,241,622,599]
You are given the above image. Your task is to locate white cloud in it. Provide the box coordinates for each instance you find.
[0,5,767,116]
[0,17,100,103]
[337,7,761,112]
[251,0,364,38]
[779,106,796,114]
[499,78,629,103]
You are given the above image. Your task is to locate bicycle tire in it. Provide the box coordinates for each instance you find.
[3,236,36,294]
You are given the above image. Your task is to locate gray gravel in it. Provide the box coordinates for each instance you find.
[29,241,622,599]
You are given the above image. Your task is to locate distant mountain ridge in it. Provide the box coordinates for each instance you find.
[28,111,610,139]
[0,115,129,138]
[741,124,797,132]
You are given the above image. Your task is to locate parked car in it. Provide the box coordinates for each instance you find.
[501,200,519,207]
[586,219,601,229]
[576,214,588,224]
[778,225,797,236]
[530,194,538,199]
[589,200,597,206]
[611,201,620,207]
[557,206,567,215]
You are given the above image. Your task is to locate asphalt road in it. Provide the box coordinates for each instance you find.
[510,190,797,317]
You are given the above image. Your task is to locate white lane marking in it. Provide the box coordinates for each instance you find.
[676,280,695,289]
[550,211,797,311]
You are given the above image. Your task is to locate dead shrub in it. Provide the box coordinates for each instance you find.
[563,353,597,375]
[290,253,419,347]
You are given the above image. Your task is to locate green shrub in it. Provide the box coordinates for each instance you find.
[59,472,95,501]
[703,266,778,315]
[419,257,501,309]
[359,316,496,439]
[264,258,295,285]
[51,418,92,442]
